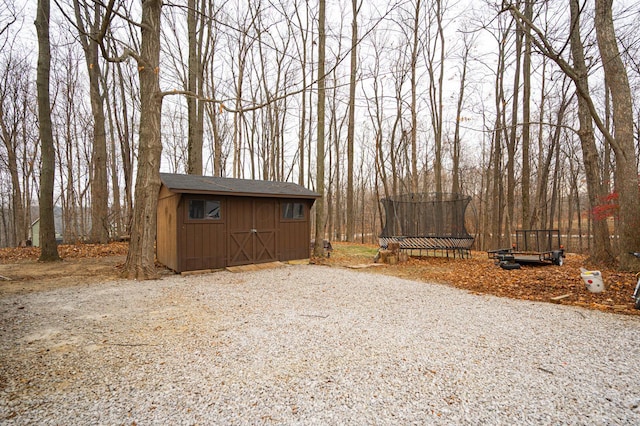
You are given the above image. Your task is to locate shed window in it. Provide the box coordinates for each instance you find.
[189,200,221,220]
[282,202,304,220]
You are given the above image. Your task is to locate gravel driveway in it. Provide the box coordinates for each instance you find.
[1,264,639,425]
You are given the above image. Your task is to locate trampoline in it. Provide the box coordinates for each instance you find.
[379,193,474,258]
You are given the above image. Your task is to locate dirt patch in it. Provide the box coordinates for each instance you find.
[1,241,639,315]
[0,242,129,295]
[0,256,125,295]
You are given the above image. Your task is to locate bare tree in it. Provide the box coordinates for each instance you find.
[0,0,17,43]
[72,0,109,243]
[0,52,30,246]
[425,0,446,196]
[228,4,258,178]
[485,12,511,249]
[451,31,473,195]
[186,0,210,175]
[594,0,640,270]
[291,0,312,187]
[110,50,136,234]
[101,59,123,237]
[122,0,163,278]
[35,0,60,261]
[364,44,391,202]
[345,0,361,242]
[54,47,86,243]
[313,0,326,257]
[520,0,533,226]
[506,1,634,266]
[568,0,613,263]
[92,0,165,279]
[408,0,422,194]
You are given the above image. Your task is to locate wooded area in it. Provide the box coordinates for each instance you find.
[0,0,639,278]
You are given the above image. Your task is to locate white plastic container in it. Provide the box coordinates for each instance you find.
[580,268,605,293]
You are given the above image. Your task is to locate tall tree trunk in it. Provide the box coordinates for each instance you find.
[0,65,27,245]
[113,55,134,231]
[187,0,203,175]
[452,35,470,195]
[594,0,640,270]
[530,54,547,229]
[346,0,360,242]
[371,73,390,202]
[313,0,326,257]
[492,33,507,249]
[429,0,445,196]
[122,0,163,279]
[5,146,25,246]
[548,126,561,228]
[521,0,532,227]
[409,0,421,194]
[530,83,568,230]
[105,86,122,238]
[35,0,60,261]
[298,64,307,185]
[73,0,109,243]
[569,0,613,263]
[507,3,521,235]
[491,116,504,249]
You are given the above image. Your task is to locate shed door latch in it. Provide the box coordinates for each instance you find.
[250,228,257,233]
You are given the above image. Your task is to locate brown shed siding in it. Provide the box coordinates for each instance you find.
[181,220,227,271]
[178,195,227,272]
[156,186,180,271]
[277,200,312,261]
[227,197,278,266]
[157,175,318,273]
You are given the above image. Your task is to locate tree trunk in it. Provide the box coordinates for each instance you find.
[313,0,326,258]
[429,0,445,196]
[507,3,521,235]
[409,0,421,194]
[298,60,307,185]
[521,0,532,227]
[35,0,60,261]
[105,86,123,237]
[122,0,163,279]
[569,0,614,264]
[345,0,359,242]
[73,0,109,243]
[530,83,568,230]
[491,29,507,249]
[293,0,310,187]
[451,35,470,195]
[0,57,28,245]
[113,55,134,232]
[187,0,203,175]
[594,0,640,270]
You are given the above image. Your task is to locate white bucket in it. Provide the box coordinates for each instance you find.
[580,268,605,293]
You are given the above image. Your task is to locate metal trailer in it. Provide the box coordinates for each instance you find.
[488,229,565,268]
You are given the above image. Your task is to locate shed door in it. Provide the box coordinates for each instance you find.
[228,198,277,266]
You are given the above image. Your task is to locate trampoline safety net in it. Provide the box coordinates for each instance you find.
[379,193,474,255]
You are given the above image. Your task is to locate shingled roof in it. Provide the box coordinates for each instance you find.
[160,173,320,199]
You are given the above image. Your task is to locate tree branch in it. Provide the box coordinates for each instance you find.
[503,3,618,152]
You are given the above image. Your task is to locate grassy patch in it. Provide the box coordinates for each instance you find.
[330,242,379,263]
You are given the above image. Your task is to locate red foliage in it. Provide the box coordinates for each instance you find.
[592,178,640,221]
[592,191,619,221]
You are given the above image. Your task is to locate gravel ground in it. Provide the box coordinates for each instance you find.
[1,264,639,425]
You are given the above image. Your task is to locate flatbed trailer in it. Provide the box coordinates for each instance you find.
[488,229,565,266]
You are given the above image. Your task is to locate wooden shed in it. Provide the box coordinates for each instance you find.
[157,173,320,273]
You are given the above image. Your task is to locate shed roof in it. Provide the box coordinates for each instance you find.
[160,173,320,199]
